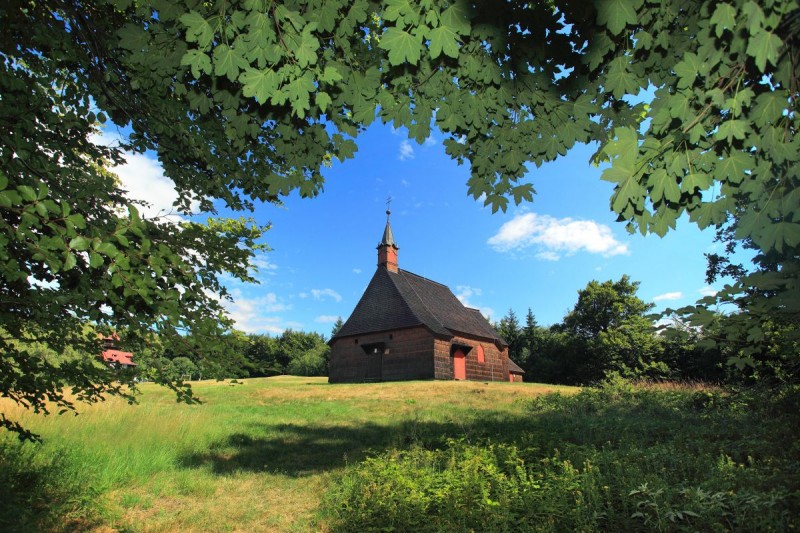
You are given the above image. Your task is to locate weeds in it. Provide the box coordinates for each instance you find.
[318,379,799,531]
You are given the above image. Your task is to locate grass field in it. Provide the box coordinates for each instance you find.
[0,377,573,531]
[1,377,797,532]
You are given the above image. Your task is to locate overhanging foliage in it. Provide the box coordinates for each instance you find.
[1,0,798,437]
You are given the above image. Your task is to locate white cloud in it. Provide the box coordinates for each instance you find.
[699,286,718,297]
[487,212,629,259]
[93,130,195,222]
[249,253,278,279]
[424,136,437,147]
[653,291,683,302]
[536,251,561,262]
[315,315,340,323]
[311,288,342,302]
[223,289,290,334]
[353,268,362,274]
[398,140,415,161]
[454,285,494,320]
[401,179,410,186]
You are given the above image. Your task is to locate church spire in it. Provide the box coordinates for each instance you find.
[377,208,399,272]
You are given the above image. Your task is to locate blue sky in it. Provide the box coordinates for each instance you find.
[106,123,731,337]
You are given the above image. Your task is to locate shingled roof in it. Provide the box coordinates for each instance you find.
[333,267,506,347]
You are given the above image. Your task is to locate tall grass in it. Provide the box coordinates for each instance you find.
[2,377,797,531]
[0,378,567,531]
[318,378,800,532]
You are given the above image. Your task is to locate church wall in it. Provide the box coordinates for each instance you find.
[328,326,435,383]
[433,334,509,382]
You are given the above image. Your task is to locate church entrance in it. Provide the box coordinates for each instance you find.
[365,352,382,381]
[453,349,466,380]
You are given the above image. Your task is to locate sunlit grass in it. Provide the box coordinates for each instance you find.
[1,377,567,531]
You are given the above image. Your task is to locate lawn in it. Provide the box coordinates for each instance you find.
[0,377,573,531]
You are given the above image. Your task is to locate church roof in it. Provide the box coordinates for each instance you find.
[333,267,506,347]
[508,359,525,374]
[378,210,397,248]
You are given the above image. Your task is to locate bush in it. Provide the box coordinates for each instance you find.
[320,440,607,532]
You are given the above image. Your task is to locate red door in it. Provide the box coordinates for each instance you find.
[453,349,466,380]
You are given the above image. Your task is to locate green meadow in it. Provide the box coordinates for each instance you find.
[1,377,798,532]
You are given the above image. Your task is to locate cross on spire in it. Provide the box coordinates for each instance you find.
[385,196,393,216]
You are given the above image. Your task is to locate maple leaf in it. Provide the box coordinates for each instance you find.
[596,0,642,35]
[379,28,422,66]
[240,67,280,104]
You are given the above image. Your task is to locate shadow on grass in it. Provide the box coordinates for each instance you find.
[177,412,536,477]
[175,388,797,483]
[0,442,100,533]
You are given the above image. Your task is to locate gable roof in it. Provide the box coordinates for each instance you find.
[102,349,136,366]
[333,267,506,347]
[508,359,525,374]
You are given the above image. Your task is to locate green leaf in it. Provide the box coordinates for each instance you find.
[715,119,747,142]
[18,186,37,202]
[181,49,212,78]
[649,168,681,204]
[285,72,317,117]
[605,57,640,98]
[668,92,690,119]
[742,1,765,34]
[674,53,700,89]
[66,213,86,229]
[88,252,104,268]
[69,236,90,250]
[746,31,783,71]
[240,68,280,104]
[383,0,415,26]
[428,25,460,59]
[752,92,786,127]
[755,221,800,253]
[379,28,422,66]
[439,2,471,35]
[293,24,320,68]
[681,172,712,192]
[715,150,751,183]
[63,252,77,271]
[117,23,149,51]
[95,242,119,258]
[320,65,343,83]
[316,91,332,113]
[180,11,215,48]
[709,3,737,37]
[213,44,249,82]
[596,0,641,35]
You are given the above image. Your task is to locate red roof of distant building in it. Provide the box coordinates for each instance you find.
[102,350,136,366]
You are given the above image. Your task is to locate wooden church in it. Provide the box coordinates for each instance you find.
[328,211,516,383]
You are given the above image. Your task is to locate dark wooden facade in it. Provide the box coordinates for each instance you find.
[328,212,511,383]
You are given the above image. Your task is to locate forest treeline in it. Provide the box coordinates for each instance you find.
[132,327,336,381]
[497,275,797,386]
[12,272,795,387]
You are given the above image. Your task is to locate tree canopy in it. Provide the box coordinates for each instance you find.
[1,0,798,437]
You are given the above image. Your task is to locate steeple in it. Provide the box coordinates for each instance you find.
[377,209,399,272]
